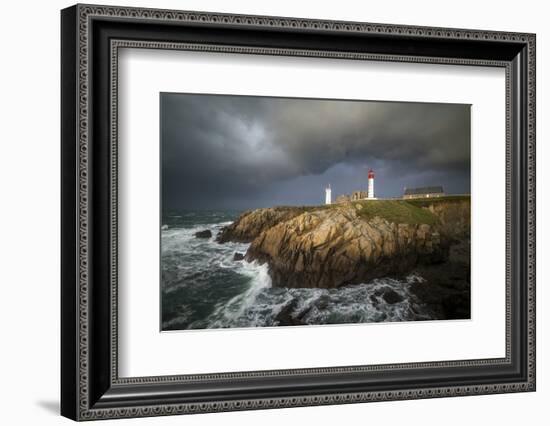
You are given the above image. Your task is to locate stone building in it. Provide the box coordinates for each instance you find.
[335,194,351,204]
[351,191,368,201]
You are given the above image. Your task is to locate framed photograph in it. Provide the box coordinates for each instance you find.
[61,4,536,421]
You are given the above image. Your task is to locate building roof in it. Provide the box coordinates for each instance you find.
[404,186,444,195]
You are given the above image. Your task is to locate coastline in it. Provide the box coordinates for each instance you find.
[215,196,471,321]
[161,197,470,330]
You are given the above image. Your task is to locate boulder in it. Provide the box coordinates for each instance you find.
[381,289,404,304]
[274,300,305,326]
[233,252,245,261]
[194,229,212,239]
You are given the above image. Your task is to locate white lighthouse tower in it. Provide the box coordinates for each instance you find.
[325,184,332,205]
[367,169,375,199]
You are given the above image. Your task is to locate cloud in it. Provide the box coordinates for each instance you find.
[161,93,470,209]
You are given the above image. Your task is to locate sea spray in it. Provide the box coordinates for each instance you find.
[161,210,433,331]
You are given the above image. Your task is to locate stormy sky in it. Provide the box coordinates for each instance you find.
[161,93,470,211]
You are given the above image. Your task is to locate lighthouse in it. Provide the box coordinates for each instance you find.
[325,184,332,205]
[367,169,375,199]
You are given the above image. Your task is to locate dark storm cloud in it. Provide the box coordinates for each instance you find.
[161,93,470,210]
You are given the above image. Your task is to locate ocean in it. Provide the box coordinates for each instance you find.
[161,210,432,331]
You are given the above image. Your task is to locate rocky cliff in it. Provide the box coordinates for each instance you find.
[217,197,470,291]
[216,206,309,243]
[246,206,445,289]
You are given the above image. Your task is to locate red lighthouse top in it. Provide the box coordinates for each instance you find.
[368,169,375,179]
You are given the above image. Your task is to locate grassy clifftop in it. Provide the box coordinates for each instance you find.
[349,200,438,225]
[350,195,470,225]
[217,195,470,290]
[404,195,470,208]
[261,195,470,227]
[219,196,470,245]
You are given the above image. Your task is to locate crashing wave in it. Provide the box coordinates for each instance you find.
[161,219,432,330]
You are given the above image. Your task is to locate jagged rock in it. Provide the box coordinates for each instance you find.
[428,200,471,239]
[218,199,470,290]
[245,205,444,288]
[216,207,308,243]
[274,300,305,326]
[233,252,245,261]
[194,230,212,239]
[381,289,404,304]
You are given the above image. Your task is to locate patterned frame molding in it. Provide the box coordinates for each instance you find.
[61,3,536,421]
[109,41,513,385]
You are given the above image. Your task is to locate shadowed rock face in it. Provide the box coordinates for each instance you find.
[244,206,445,288]
[409,246,470,320]
[426,200,470,239]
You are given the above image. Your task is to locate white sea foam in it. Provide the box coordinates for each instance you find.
[204,261,272,328]
[161,219,433,330]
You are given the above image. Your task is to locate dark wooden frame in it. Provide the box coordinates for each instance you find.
[61,4,536,421]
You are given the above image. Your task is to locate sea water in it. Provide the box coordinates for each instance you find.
[161,210,431,330]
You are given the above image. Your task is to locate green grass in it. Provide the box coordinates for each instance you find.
[351,200,438,225]
[269,195,470,226]
[404,195,470,208]
[275,201,437,224]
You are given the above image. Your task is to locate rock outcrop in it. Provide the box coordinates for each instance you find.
[194,230,212,239]
[245,205,444,288]
[409,252,470,319]
[218,197,470,290]
[428,200,470,239]
[216,207,308,243]
[233,252,245,261]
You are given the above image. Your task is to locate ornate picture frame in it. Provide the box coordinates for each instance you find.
[61,4,535,421]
